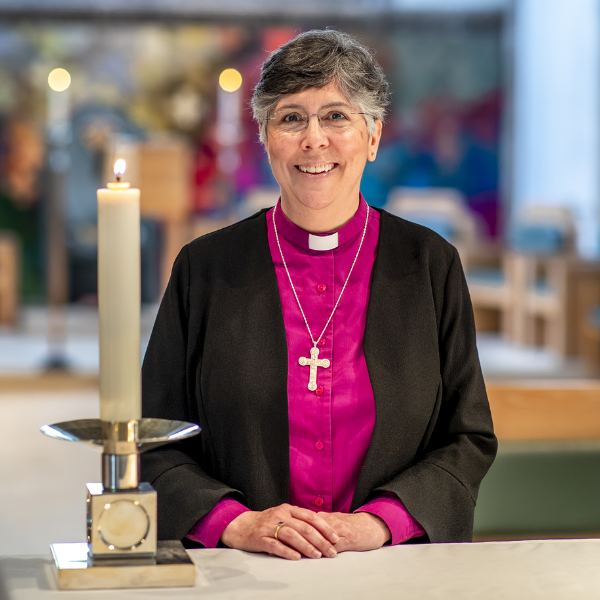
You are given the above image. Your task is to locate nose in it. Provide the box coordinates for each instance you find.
[300,115,329,151]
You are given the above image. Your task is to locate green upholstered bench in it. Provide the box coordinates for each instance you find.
[474,441,600,538]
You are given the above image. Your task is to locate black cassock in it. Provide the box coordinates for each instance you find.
[141,208,498,543]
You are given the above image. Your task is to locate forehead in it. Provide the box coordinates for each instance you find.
[273,81,353,112]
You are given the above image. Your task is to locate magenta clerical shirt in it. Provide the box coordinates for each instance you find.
[187,196,425,548]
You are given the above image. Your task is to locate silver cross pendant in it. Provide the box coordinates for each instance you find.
[299,346,330,391]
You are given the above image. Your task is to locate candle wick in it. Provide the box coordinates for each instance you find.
[116,175,121,183]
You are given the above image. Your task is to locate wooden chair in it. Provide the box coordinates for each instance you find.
[468,205,600,355]
[504,207,582,355]
[384,187,479,270]
[383,187,505,331]
[524,257,600,357]
[466,245,509,333]
[0,232,20,326]
[466,206,573,341]
[581,305,600,376]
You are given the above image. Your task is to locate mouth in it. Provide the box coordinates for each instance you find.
[295,163,338,175]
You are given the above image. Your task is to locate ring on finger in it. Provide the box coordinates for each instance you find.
[274,521,286,541]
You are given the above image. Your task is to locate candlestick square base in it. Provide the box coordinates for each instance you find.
[87,482,157,558]
[50,541,196,590]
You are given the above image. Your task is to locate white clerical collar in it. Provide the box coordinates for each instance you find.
[308,232,339,251]
[273,196,367,251]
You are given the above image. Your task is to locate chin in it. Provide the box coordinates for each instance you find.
[293,192,337,213]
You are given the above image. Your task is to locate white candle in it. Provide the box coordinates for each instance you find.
[97,159,141,422]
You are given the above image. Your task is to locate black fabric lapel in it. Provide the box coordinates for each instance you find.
[248,213,291,507]
[351,210,441,511]
[197,210,291,510]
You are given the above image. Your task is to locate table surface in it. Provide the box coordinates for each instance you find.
[2,539,600,599]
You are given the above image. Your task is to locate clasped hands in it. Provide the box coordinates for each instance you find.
[220,503,391,560]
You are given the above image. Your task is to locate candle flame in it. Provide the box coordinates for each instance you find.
[113,159,127,179]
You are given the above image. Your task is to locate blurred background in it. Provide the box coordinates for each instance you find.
[2,0,600,554]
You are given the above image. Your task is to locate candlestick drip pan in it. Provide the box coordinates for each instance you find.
[40,418,200,452]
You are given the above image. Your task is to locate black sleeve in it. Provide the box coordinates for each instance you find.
[140,245,245,541]
[373,246,497,542]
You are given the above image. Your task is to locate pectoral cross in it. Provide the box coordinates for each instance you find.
[299,346,330,391]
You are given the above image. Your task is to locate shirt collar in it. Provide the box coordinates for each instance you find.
[273,194,369,253]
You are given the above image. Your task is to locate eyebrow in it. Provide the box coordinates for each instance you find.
[275,101,353,112]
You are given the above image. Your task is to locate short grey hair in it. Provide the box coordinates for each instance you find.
[252,29,390,143]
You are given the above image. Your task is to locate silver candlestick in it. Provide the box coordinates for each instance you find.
[41,417,200,590]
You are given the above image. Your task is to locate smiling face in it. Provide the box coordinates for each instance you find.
[263,81,382,233]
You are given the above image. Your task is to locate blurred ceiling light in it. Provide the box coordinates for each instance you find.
[219,68,242,93]
[48,68,71,92]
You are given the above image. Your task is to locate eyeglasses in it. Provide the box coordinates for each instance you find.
[266,109,368,133]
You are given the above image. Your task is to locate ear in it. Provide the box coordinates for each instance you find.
[367,120,383,162]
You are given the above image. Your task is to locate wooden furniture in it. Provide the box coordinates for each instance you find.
[468,205,574,340]
[475,382,600,538]
[486,381,600,441]
[507,207,578,352]
[385,187,478,270]
[0,232,19,326]
[581,306,600,376]
[468,206,600,355]
[469,254,600,353]
[498,254,600,355]
[466,243,507,333]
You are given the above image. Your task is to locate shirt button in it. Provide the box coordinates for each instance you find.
[317,338,326,347]
[315,441,324,451]
[314,497,324,507]
[317,284,327,293]
[315,386,324,396]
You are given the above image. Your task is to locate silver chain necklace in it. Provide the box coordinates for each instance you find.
[272,201,370,392]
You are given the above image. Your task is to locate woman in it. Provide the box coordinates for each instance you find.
[141,29,497,561]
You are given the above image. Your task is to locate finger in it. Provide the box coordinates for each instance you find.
[317,512,348,534]
[262,536,302,561]
[290,506,340,545]
[288,517,337,558]
[331,535,351,553]
[276,524,323,559]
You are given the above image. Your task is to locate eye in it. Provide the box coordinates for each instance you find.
[326,111,348,121]
[281,112,303,123]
